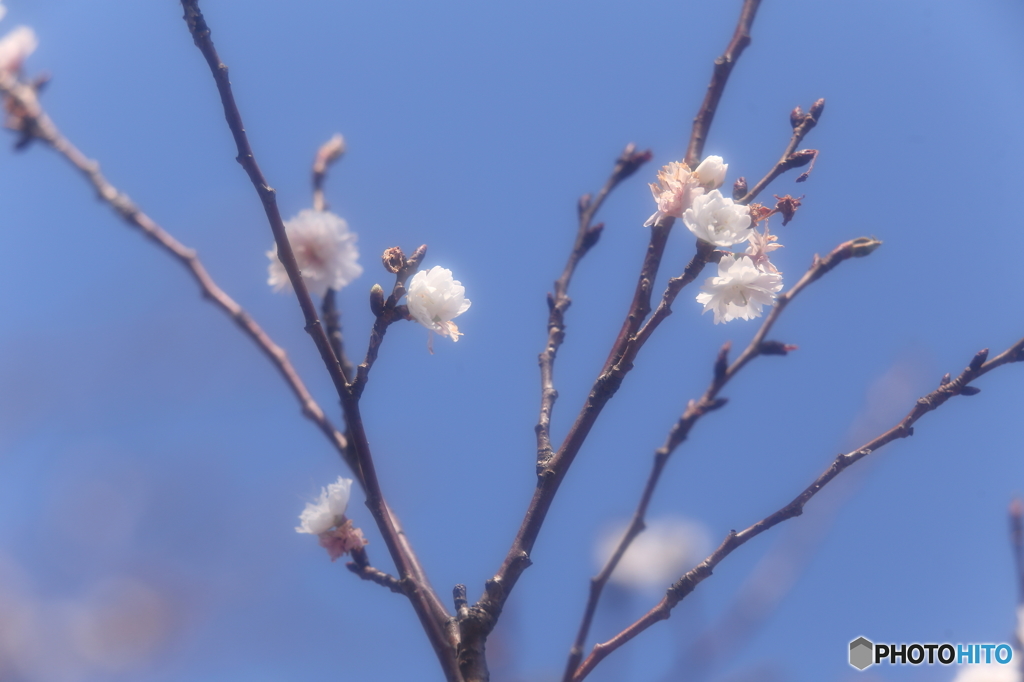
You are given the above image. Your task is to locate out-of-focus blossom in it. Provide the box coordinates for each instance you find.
[951,661,1021,682]
[267,209,362,298]
[745,224,783,274]
[0,4,7,23]
[295,476,352,535]
[644,161,703,227]
[0,25,37,75]
[682,189,753,247]
[595,517,711,591]
[406,266,471,343]
[692,155,728,189]
[696,254,783,324]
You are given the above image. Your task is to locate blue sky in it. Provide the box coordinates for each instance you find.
[1,1,1023,681]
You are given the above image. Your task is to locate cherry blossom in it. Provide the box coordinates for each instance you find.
[267,209,362,298]
[696,254,783,324]
[406,266,471,344]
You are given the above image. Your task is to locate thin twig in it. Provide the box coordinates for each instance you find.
[352,245,426,398]
[347,547,406,594]
[312,133,345,212]
[562,235,880,680]
[465,0,766,666]
[536,143,652,467]
[739,99,824,205]
[179,4,458,679]
[685,0,763,168]
[0,69,367,482]
[571,334,1024,681]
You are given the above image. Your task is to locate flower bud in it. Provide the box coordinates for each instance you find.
[370,283,385,316]
[790,106,804,129]
[692,155,728,189]
[848,237,882,257]
[313,133,346,174]
[808,98,826,122]
[732,176,747,201]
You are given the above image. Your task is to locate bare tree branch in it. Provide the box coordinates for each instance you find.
[685,0,763,168]
[739,99,824,205]
[0,68,365,481]
[571,333,1024,681]
[536,143,652,467]
[179,3,458,678]
[562,235,879,680]
[461,2,768,673]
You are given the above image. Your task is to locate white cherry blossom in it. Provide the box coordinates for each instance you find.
[296,476,353,535]
[682,189,753,247]
[696,254,783,324]
[692,155,728,189]
[267,209,362,298]
[406,266,471,343]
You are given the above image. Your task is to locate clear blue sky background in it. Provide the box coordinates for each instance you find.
[1,1,1023,681]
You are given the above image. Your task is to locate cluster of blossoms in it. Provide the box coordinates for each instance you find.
[295,476,367,561]
[0,4,37,76]
[267,209,363,298]
[265,210,471,348]
[647,155,784,324]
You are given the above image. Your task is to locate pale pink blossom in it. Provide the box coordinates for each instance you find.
[406,266,471,344]
[318,519,368,561]
[696,254,783,324]
[744,224,783,274]
[267,209,362,298]
[644,161,703,227]
[0,26,37,75]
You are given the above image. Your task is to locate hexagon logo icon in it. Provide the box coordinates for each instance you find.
[849,637,874,670]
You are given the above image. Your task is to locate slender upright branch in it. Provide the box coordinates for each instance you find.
[312,133,345,212]
[562,235,878,680]
[179,4,458,678]
[685,0,763,167]
[739,99,824,205]
[571,334,1024,681]
[464,2,766,670]
[536,143,651,467]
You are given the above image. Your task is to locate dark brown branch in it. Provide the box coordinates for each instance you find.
[685,0,763,167]
[347,547,407,594]
[536,143,651,467]
[571,332,1024,681]
[562,235,879,680]
[352,244,426,397]
[179,4,458,679]
[739,99,824,205]
[0,68,369,482]
[466,2,767,669]
[321,289,354,383]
